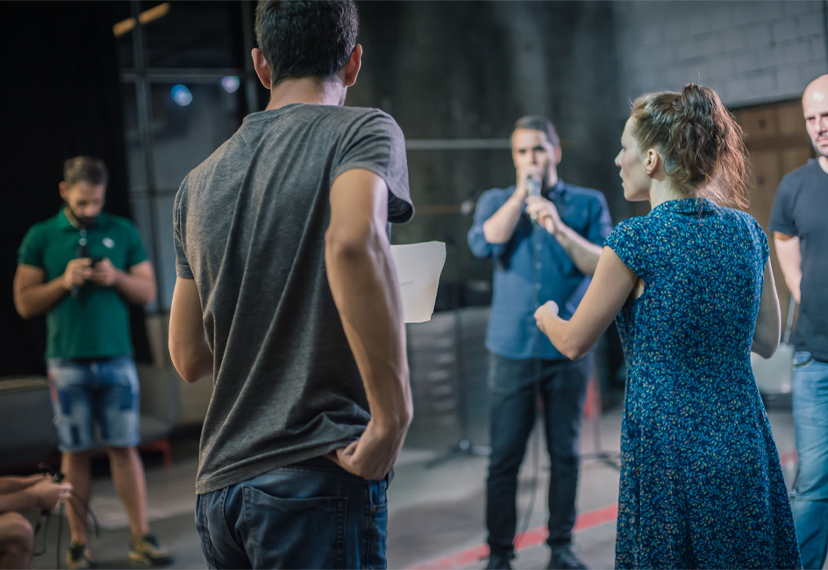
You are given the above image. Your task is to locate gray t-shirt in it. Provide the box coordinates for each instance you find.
[174,104,412,494]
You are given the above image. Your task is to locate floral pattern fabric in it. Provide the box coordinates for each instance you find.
[605,197,801,569]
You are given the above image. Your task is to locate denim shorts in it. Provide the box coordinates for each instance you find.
[47,357,141,452]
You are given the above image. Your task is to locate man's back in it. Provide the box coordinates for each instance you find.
[174,103,412,494]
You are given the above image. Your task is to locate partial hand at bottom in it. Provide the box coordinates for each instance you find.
[325,419,406,481]
[534,300,559,336]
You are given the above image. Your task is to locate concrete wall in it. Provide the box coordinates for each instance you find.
[612,1,828,114]
[350,1,623,289]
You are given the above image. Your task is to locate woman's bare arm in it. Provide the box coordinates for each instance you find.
[752,258,781,358]
[535,246,637,360]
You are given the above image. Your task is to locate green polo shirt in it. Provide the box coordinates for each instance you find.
[17,209,147,360]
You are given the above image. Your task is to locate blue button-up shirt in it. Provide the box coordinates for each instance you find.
[468,181,612,360]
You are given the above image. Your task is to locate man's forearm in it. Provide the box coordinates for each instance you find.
[0,491,36,513]
[113,271,156,305]
[15,277,68,319]
[325,229,412,435]
[553,225,603,276]
[0,476,37,495]
[169,277,213,383]
[774,235,802,303]
[482,196,524,244]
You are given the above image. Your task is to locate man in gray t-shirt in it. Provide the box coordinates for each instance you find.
[169,2,413,567]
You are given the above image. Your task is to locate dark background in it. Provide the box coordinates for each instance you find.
[1,3,151,375]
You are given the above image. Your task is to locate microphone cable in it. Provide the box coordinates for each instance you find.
[513,202,544,553]
[32,465,100,569]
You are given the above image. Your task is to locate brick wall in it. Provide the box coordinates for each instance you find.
[612,1,828,113]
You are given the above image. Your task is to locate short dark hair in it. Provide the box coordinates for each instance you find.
[64,156,108,188]
[513,116,560,149]
[255,0,358,88]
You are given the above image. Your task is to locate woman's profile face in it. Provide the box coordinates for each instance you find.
[614,118,651,202]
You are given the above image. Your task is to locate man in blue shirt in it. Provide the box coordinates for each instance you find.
[468,116,612,570]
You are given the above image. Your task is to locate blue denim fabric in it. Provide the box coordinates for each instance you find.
[791,351,828,569]
[195,458,390,569]
[467,182,612,361]
[46,357,140,452]
[485,351,591,557]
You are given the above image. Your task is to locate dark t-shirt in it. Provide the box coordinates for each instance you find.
[769,159,828,362]
[174,104,412,494]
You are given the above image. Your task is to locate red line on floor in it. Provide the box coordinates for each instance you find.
[407,450,798,570]
[406,503,618,570]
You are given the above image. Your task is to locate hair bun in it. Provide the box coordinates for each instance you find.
[630,84,749,208]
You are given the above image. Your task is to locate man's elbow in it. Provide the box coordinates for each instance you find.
[135,280,157,306]
[173,360,208,384]
[169,344,209,383]
[752,337,779,360]
[325,225,381,265]
[481,226,507,245]
[13,296,34,320]
[143,282,157,305]
[14,303,31,320]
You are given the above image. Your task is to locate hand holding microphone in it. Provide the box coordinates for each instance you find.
[525,177,541,201]
[64,258,90,297]
[521,173,562,234]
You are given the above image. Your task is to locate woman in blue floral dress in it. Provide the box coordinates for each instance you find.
[534,84,801,569]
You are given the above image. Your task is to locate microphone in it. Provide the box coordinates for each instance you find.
[72,231,88,299]
[525,177,541,200]
[526,177,541,222]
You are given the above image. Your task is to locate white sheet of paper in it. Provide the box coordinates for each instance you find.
[390,241,447,323]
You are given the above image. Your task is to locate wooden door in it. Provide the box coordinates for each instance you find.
[732,101,814,327]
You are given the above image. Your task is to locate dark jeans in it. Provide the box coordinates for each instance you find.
[486,351,591,557]
[195,457,390,569]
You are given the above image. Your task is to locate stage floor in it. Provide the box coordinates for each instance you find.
[27,402,800,570]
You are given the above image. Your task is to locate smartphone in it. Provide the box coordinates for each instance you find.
[90,257,104,267]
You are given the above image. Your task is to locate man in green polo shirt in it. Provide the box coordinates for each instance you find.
[13,157,170,569]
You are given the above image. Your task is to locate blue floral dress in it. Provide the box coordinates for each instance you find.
[605,198,801,569]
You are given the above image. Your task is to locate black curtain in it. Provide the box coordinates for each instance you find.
[1,1,151,376]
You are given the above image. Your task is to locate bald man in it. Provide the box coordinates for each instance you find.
[770,74,828,569]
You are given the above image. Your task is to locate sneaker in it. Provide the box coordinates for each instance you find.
[547,545,587,570]
[65,541,92,569]
[486,552,513,570]
[128,533,173,566]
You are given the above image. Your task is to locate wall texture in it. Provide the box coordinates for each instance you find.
[612,1,828,113]
[350,1,623,292]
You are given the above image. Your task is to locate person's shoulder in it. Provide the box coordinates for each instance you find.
[613,213,652,233]
[334,105,394,120]
[337,106,403,134]
[102,213,140,233]
[477,187,513,204]
[780,159,823,188]
[28,212,61,231]
[24,212,63,238]
[304,104,394,124]
[722,206,764,231]
[561,183,608,205]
